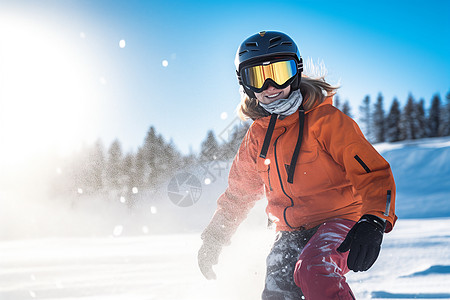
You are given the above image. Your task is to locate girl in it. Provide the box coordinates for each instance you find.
[198,31,396,300]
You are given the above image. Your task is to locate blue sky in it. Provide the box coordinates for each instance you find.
[0,0,449,158]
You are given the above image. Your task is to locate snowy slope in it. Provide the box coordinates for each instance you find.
[0,218,449,300]
[375,137,450,218]
[1,136,450,299]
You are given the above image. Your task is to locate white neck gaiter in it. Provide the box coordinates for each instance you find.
[259,89,303,117]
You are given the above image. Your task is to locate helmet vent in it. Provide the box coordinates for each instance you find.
[281,41,293,46]
[245,42,258,47]
[269,36,282,44]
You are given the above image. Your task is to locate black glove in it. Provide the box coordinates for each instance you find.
[337,214,386,272]
[198,240,222,280]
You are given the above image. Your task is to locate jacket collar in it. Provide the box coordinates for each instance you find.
[255,96,333,129]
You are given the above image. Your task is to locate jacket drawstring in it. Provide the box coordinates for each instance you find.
[287,106,305,183]
[259,106,305,184]
[259,113,278,159]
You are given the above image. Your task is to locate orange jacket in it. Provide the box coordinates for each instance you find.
[206,97,396,242]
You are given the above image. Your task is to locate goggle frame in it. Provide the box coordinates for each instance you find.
[240,58,300,93]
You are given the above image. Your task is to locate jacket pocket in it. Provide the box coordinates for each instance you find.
[288,147,333,196]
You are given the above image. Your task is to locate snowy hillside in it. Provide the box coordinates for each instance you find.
[1,136,450,299]
[375,137,450,218]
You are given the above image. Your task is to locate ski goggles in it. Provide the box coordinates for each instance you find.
[241,59,298,93]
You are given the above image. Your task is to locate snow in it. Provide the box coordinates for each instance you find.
[375,137,450,218]
[1,137,450,299]
[1,218,449,299]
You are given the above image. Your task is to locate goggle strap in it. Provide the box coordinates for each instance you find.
[287,106,305,184]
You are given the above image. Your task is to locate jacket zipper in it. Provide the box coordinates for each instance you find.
[384,190,392,217]
[273,127,304,230]
[267,164,273,191]
[354,155,371,173]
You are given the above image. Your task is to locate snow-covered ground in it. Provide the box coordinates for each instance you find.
[1,217,450,300]
[1,137,450,299]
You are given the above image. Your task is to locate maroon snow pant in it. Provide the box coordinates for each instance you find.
[262,219,356,300]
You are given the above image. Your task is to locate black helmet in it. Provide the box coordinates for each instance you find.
[235,31,303,98]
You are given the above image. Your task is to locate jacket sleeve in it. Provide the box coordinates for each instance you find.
[201,125,265,244]
[314,107,397,232]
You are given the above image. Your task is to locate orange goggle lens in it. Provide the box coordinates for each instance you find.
[242,60,298,90]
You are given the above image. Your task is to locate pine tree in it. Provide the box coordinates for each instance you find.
[415,99,427,139]
[200,130,220,162]
[85,139,106,193]
[141,126,159,188]
[51,140,106,197]
[154,134,167,180]
[439,91,450,136]
[341,100,353,118]
[428,94,441,137]
[220,122,250,160]
[359,95,373,142]
[122,152,136,191]
[134,147,147,189]
[139,126,184,190]
[334,94,342,110]
[400,94,417,140]
[122,151,138,208]
[106,139,124,192]
[162,139,183,180]
[182,147,198,169]
[386,98,401,142]
[372,93,386,143]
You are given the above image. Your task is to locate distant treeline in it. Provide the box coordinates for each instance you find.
[346,91,450,143]
[51,122,249,202]
[52,90,450,202]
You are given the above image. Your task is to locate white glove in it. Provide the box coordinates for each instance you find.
[198,241,222,280]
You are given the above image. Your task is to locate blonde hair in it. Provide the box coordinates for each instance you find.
[238,76,339,121]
